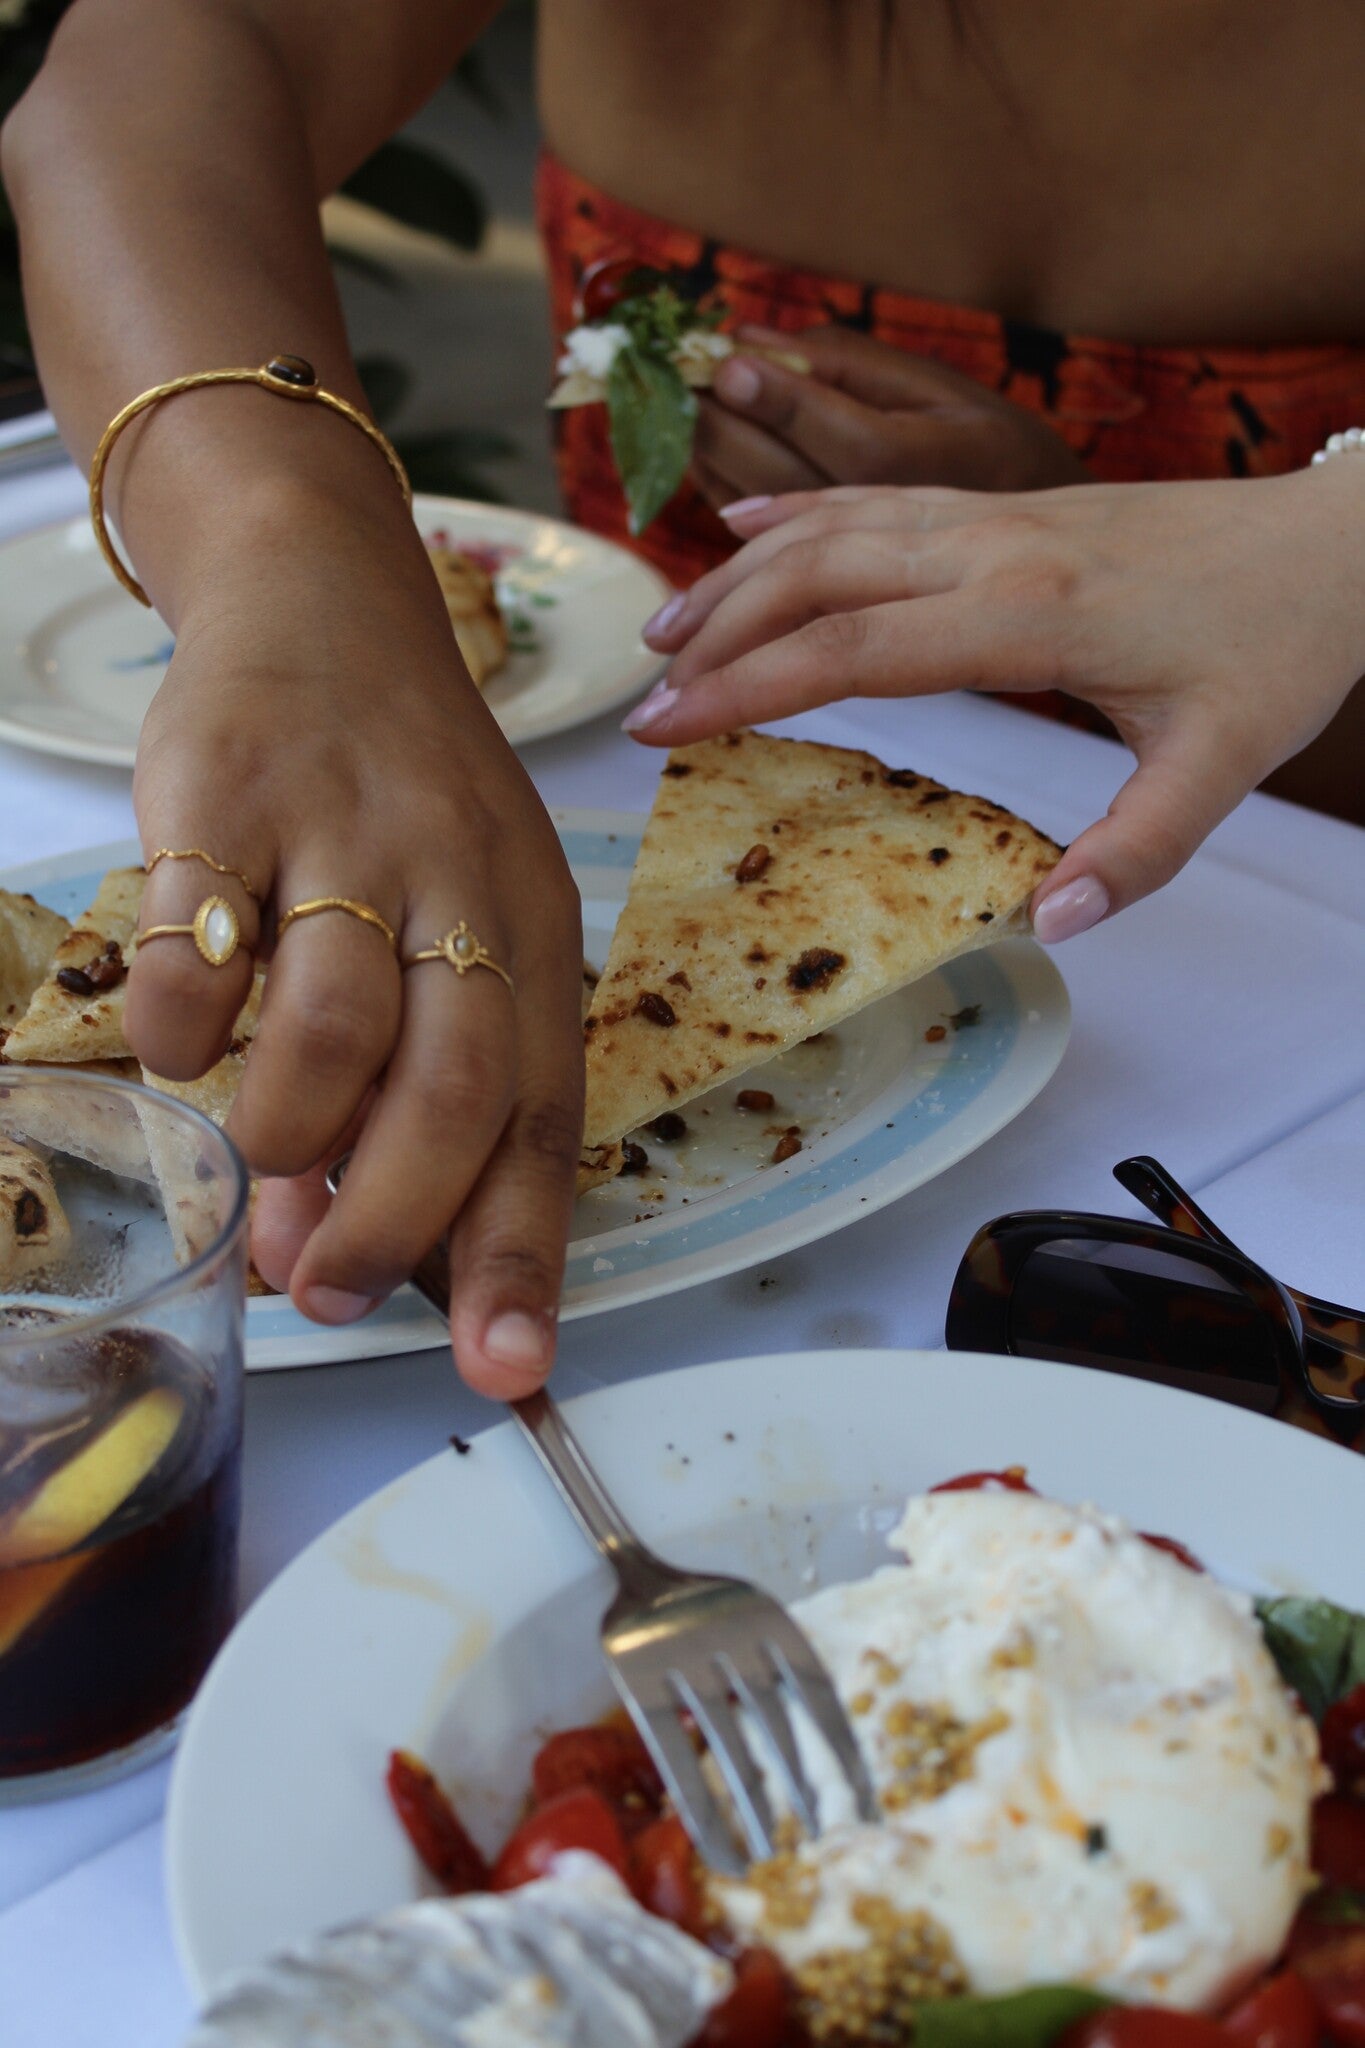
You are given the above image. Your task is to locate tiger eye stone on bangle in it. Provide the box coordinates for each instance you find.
[264,355,316,389]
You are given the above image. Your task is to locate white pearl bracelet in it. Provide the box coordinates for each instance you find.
[1311,428,1365,465]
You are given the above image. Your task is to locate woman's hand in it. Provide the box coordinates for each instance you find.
[127,489,583,1399]
[628,465,1365,937]
[690,324,1089,509]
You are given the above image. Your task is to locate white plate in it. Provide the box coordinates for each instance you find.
[0,496,670,767]
[166,1345,1365,1997]
[2,824,1069,1369]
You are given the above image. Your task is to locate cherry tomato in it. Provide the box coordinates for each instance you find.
[1313,1796,1365,1890]
[530,1723,664,1824]
[930,1467,1036,1493]
[1287,1899,1365,2045]
[576,257,666,321]
[1140,1532,1206,1573]
[1322,1684,1365,1792]
[490,1787,631,1891]
[1222,1969,1319,2048]
[693,1945,794,2048]
[385,1749,491,1894]
[631,1812,708,1938]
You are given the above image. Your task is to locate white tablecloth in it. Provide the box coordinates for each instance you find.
[3,464,1364,2047]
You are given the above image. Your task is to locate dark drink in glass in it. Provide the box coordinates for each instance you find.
[0,1070,247,1799]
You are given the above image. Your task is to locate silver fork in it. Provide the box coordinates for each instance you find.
[325,1161,878,1876]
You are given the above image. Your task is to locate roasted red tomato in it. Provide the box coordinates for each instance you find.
[631,1812,708,1938]
[490,1786,631,1891]
[1286,1898,1365,2045]
[930,1467,1036,1494]
[1059,2013,1229,2047]
[693,1945,794,2048]
[386,1749,491,1894]
[530,1722,663,1823]
[1312,1795,1365,1890]
[1138,1531,1205,1572]
[1322,1684,1365,1792]
[1222,1969,1319,2048]
[575,257,668,321]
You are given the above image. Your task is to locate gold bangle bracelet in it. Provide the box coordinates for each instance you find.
[89,354,411,608]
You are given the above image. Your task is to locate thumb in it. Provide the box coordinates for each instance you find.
[1030,717,1252,940]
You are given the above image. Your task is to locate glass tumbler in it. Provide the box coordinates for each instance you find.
[0,1067,248,1801]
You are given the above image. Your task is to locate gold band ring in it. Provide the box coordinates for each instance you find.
[276,897,398,952]
[404,921,514,994]
[139,895,244,968]
[146,847,260,900]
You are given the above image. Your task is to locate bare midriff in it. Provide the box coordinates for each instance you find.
[539,0,1365,347]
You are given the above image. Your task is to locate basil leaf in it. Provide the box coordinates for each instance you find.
[1257,1596,1365,1722]
[1312,1888,1365,1926]
[605,343,696,535]
[913,1987,1114,2046]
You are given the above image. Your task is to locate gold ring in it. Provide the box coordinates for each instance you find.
[404,921,514,993]
[139,895,243,967]
[146,847,260,899]
[276,897,398,952]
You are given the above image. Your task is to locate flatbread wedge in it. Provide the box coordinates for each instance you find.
[0,1136,71,1285]
[0,891,70,1047]
[2,868,143,1065]
[0,1057,154,1186]
[141,975,268,1285]
[582,731,1062,1148]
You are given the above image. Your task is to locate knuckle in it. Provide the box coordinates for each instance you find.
[407,1039,513,1139]
[799,608,870,664]
[513,1097,585,1178]
[462,1234,560,1304]
[286,990,388,1082]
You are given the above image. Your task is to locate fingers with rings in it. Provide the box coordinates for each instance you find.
[289,896,523,1333]
[127,842,265,1078]
[225,869,402,1184]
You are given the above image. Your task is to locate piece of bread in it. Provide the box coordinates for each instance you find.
[2,868,143,1065]
[582,732,1062,1149]
[141,976,267,1280]
[0,1136,71,1285]
[429,546,509,690]
[0,891,70,1049]
[0,1057,155,1187]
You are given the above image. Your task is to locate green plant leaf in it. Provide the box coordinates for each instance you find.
[913,1986,1114,2047]
[1257,1596,1365,1722]
[342,139,486,252]
[605,344,695,535]
[355,355,411,426]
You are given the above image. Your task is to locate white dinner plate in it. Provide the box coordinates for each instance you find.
[166,1345,1365,1996]
[0,495,670,767]
[2,821,1069,1369]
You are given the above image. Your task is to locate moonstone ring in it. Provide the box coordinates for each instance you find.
[139,894,243,968]
[404,921,514,993]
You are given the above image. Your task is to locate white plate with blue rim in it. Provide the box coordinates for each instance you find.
[0,816,1069,1370]
[0,495,669,768]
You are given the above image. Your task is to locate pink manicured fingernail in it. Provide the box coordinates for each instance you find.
[717,358,761,405]
[484,1310,551,1372]
[302,1286,377,1325]
[643,593,685,641]
[719,496,772,522]
[622,681,679,733]
[1031,876,1110,944]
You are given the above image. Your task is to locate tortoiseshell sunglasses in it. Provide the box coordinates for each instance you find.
[946,1157,1365,1447]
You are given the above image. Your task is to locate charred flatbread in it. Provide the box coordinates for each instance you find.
[0,891,70,1048]
[582,732,1061,1148]
[0,1136,71,1285]
[2,869,142,1065]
